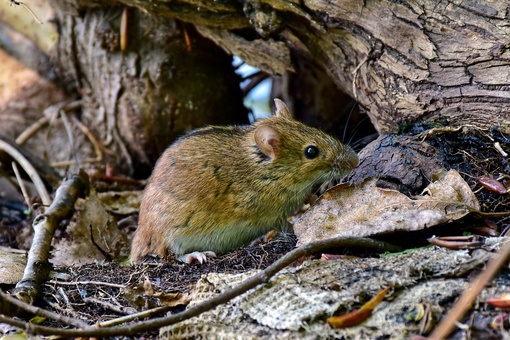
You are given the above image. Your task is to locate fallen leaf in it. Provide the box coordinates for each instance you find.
[294,170,480,246]
[51,189,129,266]
[97,190,142,215]
[478,176,507,195]
[122,279,191,310]
[487,294,510,308]
[327,286,391,328]
[152,292,191,307]
[326,308,373,328]
[29,315,46,324]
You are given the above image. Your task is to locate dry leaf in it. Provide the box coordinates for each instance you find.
[326,286,391,328]
[122,279,191,310]
[294,170,480,246]
[478,176,507,195]
[327,309,373,328]
[97,190,142,215]
[51,189,129,266]
[487,294,510,308]
[152,292,191,307]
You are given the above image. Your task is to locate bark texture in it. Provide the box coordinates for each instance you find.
[52,2,248,176]
[66,0,510,134]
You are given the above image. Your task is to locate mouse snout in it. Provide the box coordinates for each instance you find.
[339,148,359,170]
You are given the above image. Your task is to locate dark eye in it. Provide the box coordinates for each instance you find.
[304,145,319,159]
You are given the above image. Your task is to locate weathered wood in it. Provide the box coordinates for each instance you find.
[66,0,510,133]
[52,5,248,175]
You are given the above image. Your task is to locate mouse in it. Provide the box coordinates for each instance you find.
[131,98,359,263]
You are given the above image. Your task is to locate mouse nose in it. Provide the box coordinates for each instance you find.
[344,149,359,170]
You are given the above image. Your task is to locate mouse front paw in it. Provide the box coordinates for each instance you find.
[178,251,217,264]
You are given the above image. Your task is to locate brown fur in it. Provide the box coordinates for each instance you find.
[131,99,359,261]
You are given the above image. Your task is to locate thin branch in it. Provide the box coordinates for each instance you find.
[20,3,43,24]
[82,297,137,315]
[16,116,50,145]
[0,291,89,329]
[0,246,27,254]
[15,100,101,168]
[98,306,172,327]
[59,109,81,168]
[47,280,126,289]
[16,101,83,146]
[241,71,269,96]
[70,114,104,164]
[11,162,32,210]
[0,138,51,205]
[429,237,510,339]
[12,170,90,305]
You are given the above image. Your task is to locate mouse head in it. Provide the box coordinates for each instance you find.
[252,99,359,186]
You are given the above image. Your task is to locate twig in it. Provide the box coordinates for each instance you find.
[0,237,402,337]
[120,7,129,51]
[15,100,102,168]
[0,291,89,329]
[429,237,510,339]
[8,0,43,24]
[70,114,104,164]
[0,246,27,254]
[83,296,137,315]
[16,116,50,145]
[98,306,172,327]
[89,224,112,260]
[351,43,383,102]
[20,3,43,24]
[0,138,51,205]
[42,297,87,322]
[351,54,369,102]
[11,162,32,210]
[16,101,83,146]
[12,170,90,305]
[47,280,126,289]
[0,167,21,192]
[56,287,71,307]
[241,71,269,96]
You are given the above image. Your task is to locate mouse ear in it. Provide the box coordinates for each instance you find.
[274,99,293,119]
[254,125,281,159]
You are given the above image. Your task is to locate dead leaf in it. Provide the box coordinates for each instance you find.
[478,176,507,195]
[51,189,129,266]
[122,278,191,310]
[97,190,142,215]
[152,292,191,307]
[487,294,510,308]
[327,309,373,328]
[294,170,480,246]
[327,286,391,328]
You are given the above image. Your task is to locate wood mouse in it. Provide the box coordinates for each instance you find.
[131,99,359,263]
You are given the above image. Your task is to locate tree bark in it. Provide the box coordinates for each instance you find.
[61,0,510,134]
[52,3,248,176]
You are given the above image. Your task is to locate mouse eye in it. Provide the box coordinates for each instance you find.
[304,145,319,159]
